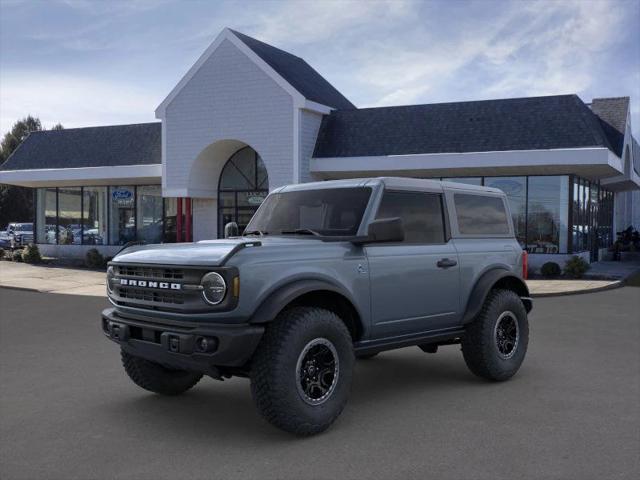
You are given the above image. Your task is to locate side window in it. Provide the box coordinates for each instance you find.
[375,191,445,243]
[454,193,510,235]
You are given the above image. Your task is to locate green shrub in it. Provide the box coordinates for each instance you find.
[21,244,42,264]
[540,261,561,278]
[12,250,23,262]
[85,248,104,269]
[0,249,5,260]
[103,256,113,268]
[564,255,590,278]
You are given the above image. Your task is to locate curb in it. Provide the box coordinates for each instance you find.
[530,280,623,298]
[0,284,40,293]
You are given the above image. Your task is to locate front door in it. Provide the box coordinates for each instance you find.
[217,146,269,237]
[365,190,461,338]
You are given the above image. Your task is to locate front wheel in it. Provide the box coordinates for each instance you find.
[461,289,529,381]
[250,306,354,435]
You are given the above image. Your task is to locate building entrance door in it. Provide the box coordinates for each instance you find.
[218,147,269,237]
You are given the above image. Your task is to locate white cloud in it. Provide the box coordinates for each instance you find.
[250,0,411,46]
[0,72,158,132]
[346,0,627,107]
[0,0,637,138]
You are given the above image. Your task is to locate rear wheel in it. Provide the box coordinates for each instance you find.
[461,289,529,381]
[250,306,354,435]
[121,350,202,395]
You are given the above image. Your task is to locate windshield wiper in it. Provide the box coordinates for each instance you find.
[244,230,268,236]
[281,228,321,236]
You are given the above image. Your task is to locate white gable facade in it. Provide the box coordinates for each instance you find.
[156,29,330,239]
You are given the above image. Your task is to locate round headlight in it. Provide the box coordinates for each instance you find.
[201,272,226,305]
[106,266,115,294]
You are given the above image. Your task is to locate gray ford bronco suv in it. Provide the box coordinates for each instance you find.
[102,177,532,435]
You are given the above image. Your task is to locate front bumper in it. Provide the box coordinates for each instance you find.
[101,308,264,374]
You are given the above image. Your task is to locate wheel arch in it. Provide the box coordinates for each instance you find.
[248,280,365,341]
[463,268,532,324]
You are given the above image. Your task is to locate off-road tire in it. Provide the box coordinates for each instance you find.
[461,289,529,381]
[121,350,202,395]
[250,306,354,436]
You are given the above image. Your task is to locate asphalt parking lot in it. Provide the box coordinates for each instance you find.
[1,287,638,480]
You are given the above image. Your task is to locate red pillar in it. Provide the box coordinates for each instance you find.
[176,197,183,243]
[185,198,192,242]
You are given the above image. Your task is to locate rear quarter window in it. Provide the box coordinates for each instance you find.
[375,191,445,243]
[454,193,510,235]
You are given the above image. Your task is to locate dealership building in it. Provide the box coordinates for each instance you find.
[1,28,638,270]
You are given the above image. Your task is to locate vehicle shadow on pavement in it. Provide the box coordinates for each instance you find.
[99,347,484,440]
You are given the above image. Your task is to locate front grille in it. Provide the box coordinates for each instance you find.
[110,263,210,313]
[118,286,184,305]
[115,265,184,280]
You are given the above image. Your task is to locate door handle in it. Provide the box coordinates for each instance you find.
[437,258,458,268]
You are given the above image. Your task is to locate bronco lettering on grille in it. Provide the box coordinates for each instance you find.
[119,279,181,290]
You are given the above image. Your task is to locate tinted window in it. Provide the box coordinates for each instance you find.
[246,187,371,236]
[375,191,445,243]
[454,193,510,235]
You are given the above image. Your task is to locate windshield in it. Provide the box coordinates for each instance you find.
[13,224,33,231]
[245,187,372,237]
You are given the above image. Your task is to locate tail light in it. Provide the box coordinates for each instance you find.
[522,250,528,279]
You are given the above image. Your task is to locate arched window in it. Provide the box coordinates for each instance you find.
[218,146,268,236]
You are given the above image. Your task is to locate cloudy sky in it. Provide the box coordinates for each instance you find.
[1,0,639,137]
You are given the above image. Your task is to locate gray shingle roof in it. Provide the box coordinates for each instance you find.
[590,97,629,157]
[313,95,617,158]
[1,122,161,171]
[230,29,355,110]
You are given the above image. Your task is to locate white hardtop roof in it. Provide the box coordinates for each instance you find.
[275,177,503,195]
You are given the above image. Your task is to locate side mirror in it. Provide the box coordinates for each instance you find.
[224,222,239,238]
[353,217,404,244]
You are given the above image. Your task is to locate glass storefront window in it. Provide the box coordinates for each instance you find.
[36,188,57,244]
[34,185,177,246]
[57,187,82,245]
[136,185,163,244]
[82,187,107,245]
[526,176,569,254]
[163,197,177,243]
[597,190,614,248]
[109,186,136,245]
[485,177,527,247]
[589,183,599,254]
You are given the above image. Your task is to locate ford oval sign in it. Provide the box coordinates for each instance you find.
[112,189,133,200]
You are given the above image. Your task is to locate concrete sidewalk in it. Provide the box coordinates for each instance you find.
[0,260,630,298]
[0,261,106,297]
[526,278,621,297]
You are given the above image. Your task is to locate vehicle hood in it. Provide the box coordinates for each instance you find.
[111,236,332,267]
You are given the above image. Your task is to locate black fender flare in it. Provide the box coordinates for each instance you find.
[462,268,532,324]
[249,279,361,325]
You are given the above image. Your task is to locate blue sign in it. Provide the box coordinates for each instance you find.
[112,189,133,200]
